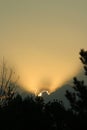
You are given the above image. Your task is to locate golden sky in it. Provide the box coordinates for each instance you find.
[0,0,87,94]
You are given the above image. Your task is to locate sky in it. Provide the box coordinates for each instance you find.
[0,0,87,95]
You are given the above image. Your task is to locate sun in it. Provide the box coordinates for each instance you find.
[38,92,42,97]
[38,90,50,97]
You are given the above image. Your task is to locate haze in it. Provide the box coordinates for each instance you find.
[0,0,87,94]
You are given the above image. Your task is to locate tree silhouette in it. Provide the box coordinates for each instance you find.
[80,49,87,75]
[0,59,18,106]
[65,49,87,129]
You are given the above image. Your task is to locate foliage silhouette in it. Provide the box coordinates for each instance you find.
[0,59,18,107]
[65,49,87,129]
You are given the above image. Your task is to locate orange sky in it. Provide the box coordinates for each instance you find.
[0,0,87,94]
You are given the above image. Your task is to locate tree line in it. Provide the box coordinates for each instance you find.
[0,49,87,130]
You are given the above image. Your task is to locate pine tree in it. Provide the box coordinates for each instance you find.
[65,49,87,129]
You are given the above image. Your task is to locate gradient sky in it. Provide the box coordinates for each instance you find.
[0,0,87,94]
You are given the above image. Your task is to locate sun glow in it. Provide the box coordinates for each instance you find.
[18,65,81,95]
[0,0,86,95]
[38,90,50,97]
